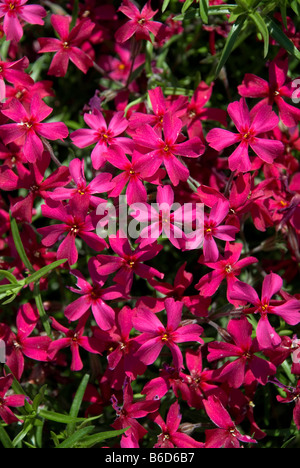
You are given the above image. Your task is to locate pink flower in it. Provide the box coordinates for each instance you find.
[106,147,164,205]
[63,257,124,330]
[206,98,284,172]
[97,43,145,85]
[96,230,164,291]
[0,303,52,380]
[48,313,103,372]
[38,197,107,266]
[238,50,300,128]
[152,400,204,448]
[0,374,25,424]
[129,185,186,250]
[230,272,300,349]
[181,81,228,139]
[207,317,276,388]
[115,0,165,43]
[132,111,205,186]
[0,94,69,163]
[70,109,133,170]
[111,380,160,448]
[276,379,300,430]
[0,150,71,222]
[203,395,257,448]
[38,15,95,77]
[0,0,46,43]
[202,199,239,262]
[0,56,34,101]
[128,86,188,132]
[196,242,258,303]
[49,158,114,208]
[132,298,204,369]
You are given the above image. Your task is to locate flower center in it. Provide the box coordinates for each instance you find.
[118,63,126,71]
[225,264,232,273]
[161,333,169,342]
[62,41,69,49]
[70,225,79,234]
[138,18,146,25]
[9,3,15,10]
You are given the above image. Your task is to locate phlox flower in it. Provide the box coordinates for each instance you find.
[0,94,69,163]
[48,313,103,372]
[96,230,164,292]
[132,111,205,186]
[0,56,34,102]
[0,374,25,424]
[203,395,257,448]
[70,109,133,170]
[38,197,107,266]
[201,199,239,262]
[63,257,124,330]
[207,317,276,388]
[0,303,52,380]
[111,379,160,448]
[152,400,204,448]
[49,157,114,208]
[230,272,300,349]
[0,0,46,43]
[238,50,300,128]
[0,150,71,222]
[196,242,258,303]
[206,98,284,172]
[38,15,95,77]
[115,0,165,43]
[132,298,204,369]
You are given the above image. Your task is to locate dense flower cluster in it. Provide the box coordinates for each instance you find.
[0,0,299,449]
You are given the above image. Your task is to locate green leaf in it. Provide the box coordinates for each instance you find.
[215,16,246,78]
[66,374,90,436]
[38,409,88,425]
[24,259,67,286]
[10,217,34,273]
[0,270,18,284]
[249,11,269,57]
[70,0,79,28]
[55,426,95,448]
[265,17,300,61]
[182,0,195,14]
[162,0,171,13]
[78,427,130,448]
[0,424,14,448]
[199,0,209,23]
[33,283,52,337]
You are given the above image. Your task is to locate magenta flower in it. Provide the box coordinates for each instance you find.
[38,15,95,77]
[0,374,25,424]
[238,51,300,128]
[206,98,284,172]
[203,395,257,448]
[128,86,188,132]
[38,198,107,266]
[115,0,165,43]
[207,317,276,388]
[0,56,34,102]
[181,81,228,139]
[93,306,147,386]
[48,314,103,372]
[276,379,300,431]
[132,111,205,186]
[0,151,71,223]
[202,199,239,262]
[230,272,300,349]
[132,298,204,369]
[63,258,124,330]
[111,380,160,448]
[96,230,164,291]
[152,400,204,448]
[0,0,46,43]
[0,94,69,163]
[196,242,258,303]
[0,303,52,380]
[70,109,133,170]
[106,147,164,205]
[130,184,195,250]
[49,158,114,208]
